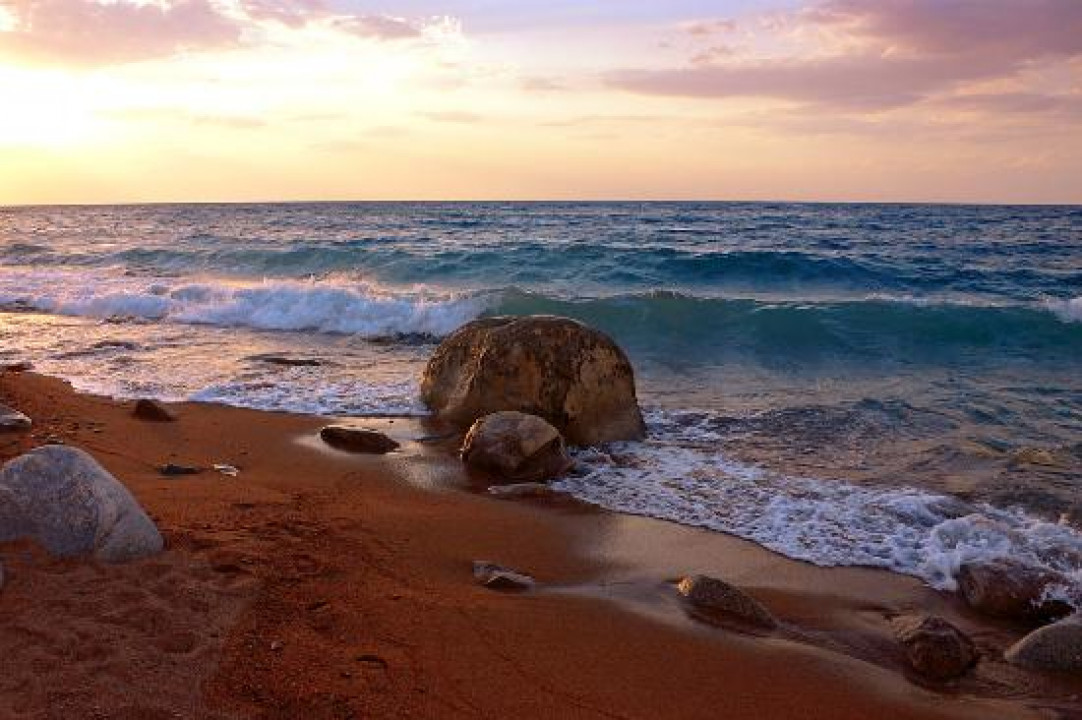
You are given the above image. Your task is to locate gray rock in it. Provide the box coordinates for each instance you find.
[159,463,202,476]
[421,316,646,446]
[958,558,1073,624]
[0,445,163,562]
[1005,615,1082,671]
[0,404,31,432]
[472,561,535,591]
[133,398,176,422]
[462,412,571,484]
[892,614,977,680]
[677,575,777,630]
[320,426,400,454]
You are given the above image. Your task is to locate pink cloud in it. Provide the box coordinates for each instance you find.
[0,0,243,65]
[0,0,433,66]
[609,0,1082,110]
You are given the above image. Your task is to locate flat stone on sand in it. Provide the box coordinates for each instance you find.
[677,575,777,631]
[472,561,535,591]
[0,404,31,431]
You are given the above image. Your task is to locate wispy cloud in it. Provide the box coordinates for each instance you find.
[418,110,484,124]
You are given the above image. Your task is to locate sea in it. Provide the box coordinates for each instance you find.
[1,202,1080,601]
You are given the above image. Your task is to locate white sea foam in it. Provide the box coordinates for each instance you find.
[0,268,489,338]
[556,430,1082,603]
[192,377,428,417]
[1048,296,1082,324]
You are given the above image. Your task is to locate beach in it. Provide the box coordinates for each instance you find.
[2,368,1079,719]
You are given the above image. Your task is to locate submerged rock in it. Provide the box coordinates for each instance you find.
[892,614,977,680]
[320,426,400,454]
[487,482,559,499]
[0,445,163,562]
[1005,614,1082,671]
[677,575,777,631]
[421,315,646,446]
[0,404,31,431]
[132,398,176,422]
[957,559,1073,624]
[462,412,570,484]
[472,561,535,591]
[248,353,325,367]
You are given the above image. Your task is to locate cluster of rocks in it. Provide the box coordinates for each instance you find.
[955,557,1081,673]
[419,315,1082,680]
[419,315,644,487]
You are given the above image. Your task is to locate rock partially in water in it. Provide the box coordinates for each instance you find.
[487,482,559,499]
[0,445,163,562]
[132,398,176,422]
[421,315,646,446]
[891,614,977,680]
[677,575,777,631]
[320,426,400,454]
[958,559,1073,624]
[1005,615,1082,671]
[0,404,31,432]
[462,412,570,484]
[473,561,535,591]
[248,353,325,367]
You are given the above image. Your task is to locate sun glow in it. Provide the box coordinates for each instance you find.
[0,68,105,147]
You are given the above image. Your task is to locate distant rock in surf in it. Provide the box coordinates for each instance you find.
[1005,614,1082,671]
[133,398,177,422]
[0,404,32,432]
[320,426,400,454]
[677,575,777,631]
[248,353,326,367]
[891,614,977,680]
[421,315,646,446]
[462,412,570,484]
[0,445,163,562]
[957,558,1073,624]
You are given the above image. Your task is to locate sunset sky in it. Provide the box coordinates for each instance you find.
[1,0,1080,204]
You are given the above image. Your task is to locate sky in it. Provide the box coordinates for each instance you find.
[0,0,1080,204]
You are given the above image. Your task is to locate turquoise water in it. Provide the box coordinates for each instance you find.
[2,202,1080,594]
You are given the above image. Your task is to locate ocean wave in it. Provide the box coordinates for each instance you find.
[491,289,1082,363]
[0,269,1079,360]
[0,269,490,338]
[557,434,1082,603]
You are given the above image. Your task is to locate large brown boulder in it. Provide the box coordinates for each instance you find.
[421,316,646,446]
[957,559,1073,624]
[891,614,977,680]
[461,411,570,484]
[1005,614,1082,671]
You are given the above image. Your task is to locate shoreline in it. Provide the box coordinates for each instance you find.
[1,370,1078,719]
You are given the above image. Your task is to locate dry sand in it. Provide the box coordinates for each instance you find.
[1,370,1079,719]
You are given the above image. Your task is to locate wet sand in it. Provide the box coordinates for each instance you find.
[1,370,1078,719]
